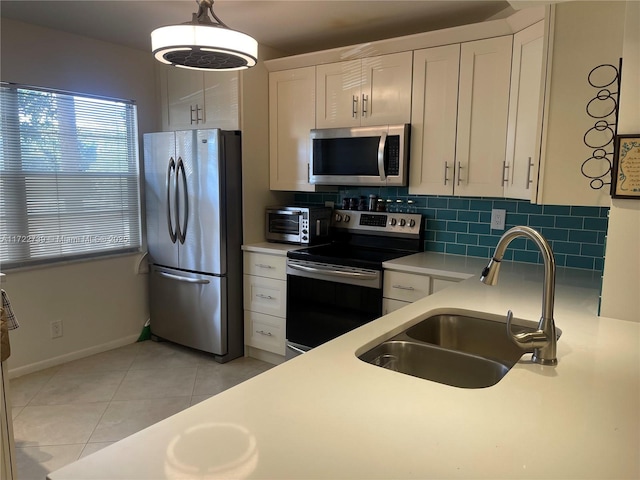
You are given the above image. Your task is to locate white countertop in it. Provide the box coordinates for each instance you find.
[49,260,640,479]
[383,251,489,279]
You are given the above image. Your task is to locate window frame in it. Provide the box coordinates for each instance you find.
[0,82,143,270]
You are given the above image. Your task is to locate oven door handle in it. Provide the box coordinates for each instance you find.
[286,343,310,355]
[288,263,378,280]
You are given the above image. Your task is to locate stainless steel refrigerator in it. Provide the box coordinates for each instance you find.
[143,129,243,363]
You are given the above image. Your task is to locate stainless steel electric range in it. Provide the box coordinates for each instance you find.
[285,209,424,359]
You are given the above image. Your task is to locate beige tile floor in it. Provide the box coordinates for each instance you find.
[9,340,273,479]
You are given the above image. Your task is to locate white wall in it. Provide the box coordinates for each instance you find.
[600,0,640,322]
[1,18,156,375]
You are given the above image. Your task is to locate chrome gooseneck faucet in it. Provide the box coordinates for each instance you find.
[480,226,558,366]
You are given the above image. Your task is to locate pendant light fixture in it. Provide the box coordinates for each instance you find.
[151,0,257,71]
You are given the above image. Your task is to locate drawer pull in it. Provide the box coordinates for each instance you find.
[256,330,273,336]
[392,284,415,291]
[256,293,275,300]
[255,263,275,269]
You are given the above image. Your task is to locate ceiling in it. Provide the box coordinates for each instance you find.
[0,1,515,57]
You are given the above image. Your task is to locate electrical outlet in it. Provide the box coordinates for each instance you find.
[50,320,63,339]
[490,209,506,230]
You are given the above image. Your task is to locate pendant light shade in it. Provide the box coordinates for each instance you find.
[151,0,257,71]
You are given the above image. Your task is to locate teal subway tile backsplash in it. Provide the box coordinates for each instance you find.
[294,187,609,273]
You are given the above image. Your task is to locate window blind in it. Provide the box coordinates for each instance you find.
[0,83,142,269]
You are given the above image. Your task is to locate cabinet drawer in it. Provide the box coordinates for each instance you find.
[244,310,285,355]
[383,271,431,303]
[244,252,287,280]
[243,275,286,317]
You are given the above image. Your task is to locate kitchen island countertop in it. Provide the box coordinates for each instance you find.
[49,259,640,479]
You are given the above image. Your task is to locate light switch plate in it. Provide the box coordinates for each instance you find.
[490,209,506,230]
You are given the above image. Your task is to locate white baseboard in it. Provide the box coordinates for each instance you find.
[8,334,140,379]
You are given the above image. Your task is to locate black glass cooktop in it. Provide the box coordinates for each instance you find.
[287,243,411,270]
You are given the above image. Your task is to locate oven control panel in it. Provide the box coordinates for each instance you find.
[333,210,423,237]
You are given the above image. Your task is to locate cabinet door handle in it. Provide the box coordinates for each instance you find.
[256,330,273,336]
[256,293,275,300]
[526,157,534,189]
[456,162,463,186]
[255,263,275,269]
[352,95,358,118]
[502,161,510,187]
[444,161,450,186]
[392,284,415,291]
[190,105,197,125]
[362,94,368,117]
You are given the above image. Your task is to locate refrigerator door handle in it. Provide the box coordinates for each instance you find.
[166,157,177,243]
[176,157,189,245]
[156,271,210,285]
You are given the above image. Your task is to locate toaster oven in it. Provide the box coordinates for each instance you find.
[265,206,332,245]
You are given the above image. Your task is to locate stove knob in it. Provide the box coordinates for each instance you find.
[390,218,397,226]
[344,215,351,223]
[409,219,416,228]
[399,219,407,227]
[335,213,343,223]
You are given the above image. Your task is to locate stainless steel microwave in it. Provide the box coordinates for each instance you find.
[309,124,410,186]
[265,206,332,245]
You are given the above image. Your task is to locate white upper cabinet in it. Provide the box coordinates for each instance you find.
[409,36,512,197]
[504,21,545,200]
[409,44,461,195]
[269,66,318,191]
[536,1,626,206]
[455,36,513,197]
[159,66,240,131]
[316,52,413,128]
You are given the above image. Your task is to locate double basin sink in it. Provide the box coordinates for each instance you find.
[359,312,558,388]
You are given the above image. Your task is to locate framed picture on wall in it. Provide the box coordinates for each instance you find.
[611,134,640,199]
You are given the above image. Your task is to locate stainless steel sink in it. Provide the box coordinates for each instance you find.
[359,313,557,388]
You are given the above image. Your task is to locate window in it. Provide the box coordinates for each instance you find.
[0,83,142,269]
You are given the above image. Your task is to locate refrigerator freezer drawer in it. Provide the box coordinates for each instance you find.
[150,265,227,355]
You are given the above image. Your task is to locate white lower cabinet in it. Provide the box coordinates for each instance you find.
[243,251,287,363]
[383,269,462,314]
[431,277,459,294]
[244,311,285,356]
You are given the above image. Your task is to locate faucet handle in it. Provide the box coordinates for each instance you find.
[506,309,550,351]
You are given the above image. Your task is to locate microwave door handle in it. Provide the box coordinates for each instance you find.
[377,131,388,181]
